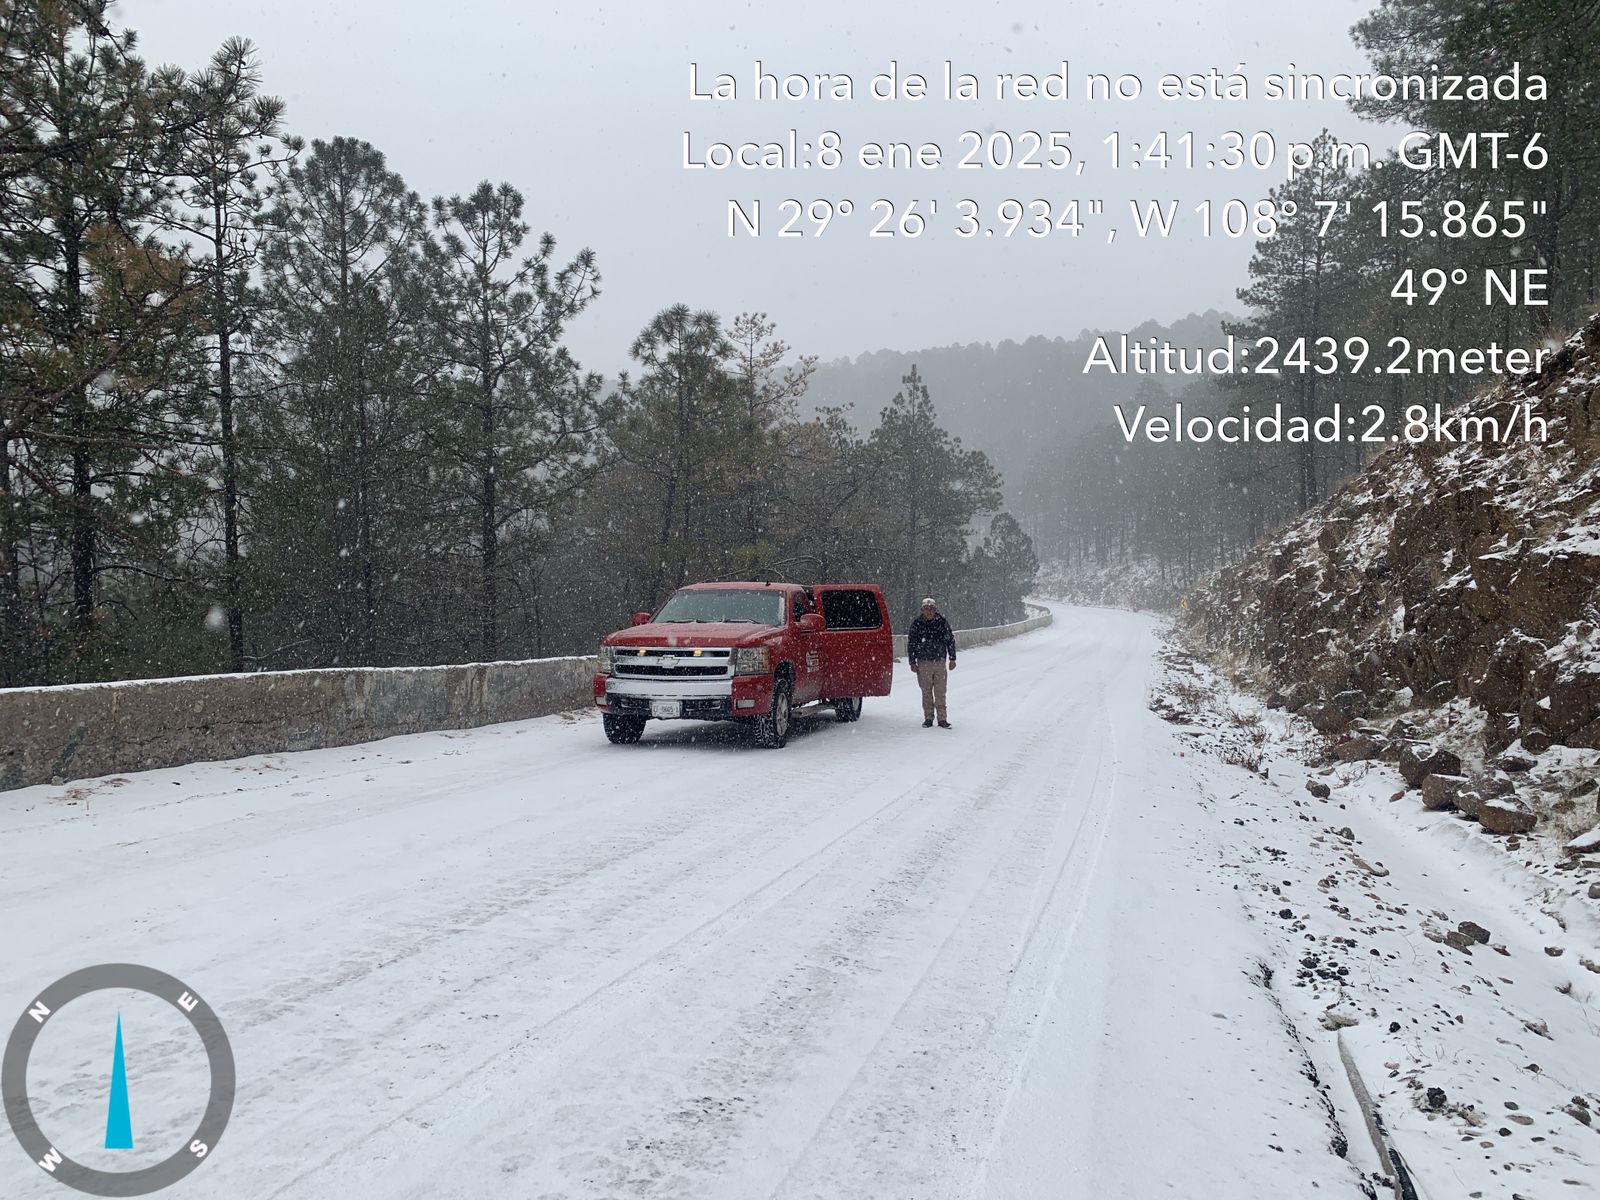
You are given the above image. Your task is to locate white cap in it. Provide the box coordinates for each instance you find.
[921,597,936,607]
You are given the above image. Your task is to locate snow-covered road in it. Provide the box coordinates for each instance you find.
[3,605,1364,1198]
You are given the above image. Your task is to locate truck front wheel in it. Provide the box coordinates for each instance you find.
[754,679,792,749]
[603,713,647,744]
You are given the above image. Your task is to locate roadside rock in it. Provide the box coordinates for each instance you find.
[1456,774,1516,821]
[1444,929,1476,952]
[1332,734,1385,762]
[1495,752,1536,773]
[1522,728,1554,754]
[1400,742,1463,788]
[1305,779,1332,799]
[1421,773,1468,811]
[1300,701,1353,735]
[1455,785,1486,820]
[1351,853,1389,877]
[1564,824,1600,857]
[1459,921,1491,944]
[1330,690,1370,718]
[1282,682,1318,713]
[1484,712,1522,756]
[1479,795,1538,835]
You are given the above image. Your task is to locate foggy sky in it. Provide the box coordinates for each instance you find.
[124,0,1379,374]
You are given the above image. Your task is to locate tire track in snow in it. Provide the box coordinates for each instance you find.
[260,626,1087,1198]
[533,711,1079,1197]
[767,660,1128,1199]
[253,650,1074,1198]
[963,697,1121,1199]
[508,629,1128,1197]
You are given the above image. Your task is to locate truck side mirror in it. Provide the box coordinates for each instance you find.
[797,613,824,633]
[631,611,652,626]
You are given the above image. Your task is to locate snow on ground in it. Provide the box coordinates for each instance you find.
[1153,649,1600,1199]
[0,604,1591,1198]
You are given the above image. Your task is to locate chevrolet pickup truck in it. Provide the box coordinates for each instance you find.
[594,581,894,748]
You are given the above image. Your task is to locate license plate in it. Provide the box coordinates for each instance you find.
[651,700,683,719]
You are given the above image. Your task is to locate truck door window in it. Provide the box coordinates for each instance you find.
[821,589,883,630]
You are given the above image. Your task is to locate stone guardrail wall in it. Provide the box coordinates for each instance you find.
[1,603,1054,791]
[1,657,596,792]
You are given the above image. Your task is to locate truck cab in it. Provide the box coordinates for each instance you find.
[593,581,893,748]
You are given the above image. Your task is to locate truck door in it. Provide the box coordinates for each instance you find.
[815,585,893,697]
[789,588,827,704]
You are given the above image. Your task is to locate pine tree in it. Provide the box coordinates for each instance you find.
[1229,130,1356,510]
[1353,0,1600,326]
[971,512,1038,624]
[865,366,1002,620]
[610,305,739,602]
[426,182,602,660]
[772,404,872,581]
[168,37,297,670]
[251,137,436,667]
[0,0,203,681]
[724,311,814,567]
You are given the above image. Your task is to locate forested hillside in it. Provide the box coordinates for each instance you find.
[807,310,1230,504]
[0,2,1036,686]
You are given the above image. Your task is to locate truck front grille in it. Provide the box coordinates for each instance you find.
[612,647,733,678]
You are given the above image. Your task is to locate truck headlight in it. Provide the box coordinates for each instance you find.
[598,643,615,673]
[733,646,770,675]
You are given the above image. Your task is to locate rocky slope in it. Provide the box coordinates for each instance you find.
[1186,311,1600,846]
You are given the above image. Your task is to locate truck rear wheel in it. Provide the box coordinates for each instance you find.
[603,713,646,744]
[754,679,792,749]
[833,697,863,722]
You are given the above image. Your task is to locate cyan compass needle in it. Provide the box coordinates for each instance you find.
[105,1014,133,1150]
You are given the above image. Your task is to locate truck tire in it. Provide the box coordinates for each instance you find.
[754,678,792,749]
[833,697,863,722]
[602,713,647,744]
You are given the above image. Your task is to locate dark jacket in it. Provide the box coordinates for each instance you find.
[907,614,956,665]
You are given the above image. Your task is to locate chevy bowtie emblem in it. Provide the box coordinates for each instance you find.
[660,656,680,668]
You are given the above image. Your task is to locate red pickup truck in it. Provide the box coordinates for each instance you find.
[594,581,894,748]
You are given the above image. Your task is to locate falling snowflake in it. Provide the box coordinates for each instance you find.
[204,606,227,632]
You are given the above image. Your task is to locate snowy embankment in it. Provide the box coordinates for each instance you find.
[2,604,1593,1197]
[1153,649,1600,1198]
[1187,313,1600,849]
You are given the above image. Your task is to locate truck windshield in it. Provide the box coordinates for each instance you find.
[654,588,786,626]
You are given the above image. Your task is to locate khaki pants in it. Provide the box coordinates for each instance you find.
[914,660,949,721]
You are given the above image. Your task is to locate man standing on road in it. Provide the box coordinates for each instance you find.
[907,597,956,728]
